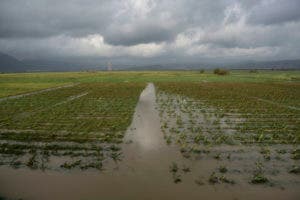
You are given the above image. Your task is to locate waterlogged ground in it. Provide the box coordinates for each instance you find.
[0,82,145,171]
[156,86,299,184]
[155,82,300,197]
[0,82,299,200]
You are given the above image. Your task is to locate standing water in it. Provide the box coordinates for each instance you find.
[0,83,299,200]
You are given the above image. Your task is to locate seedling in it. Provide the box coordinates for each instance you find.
[173,174,182,184]
[214,153,221,160]
[169,162,178,174]
[219,165,228,173]
[251,173,269,184]
[182,165,191,173]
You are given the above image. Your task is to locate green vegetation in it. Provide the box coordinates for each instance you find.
[250,162,269,184]
[169,162,182,183]
[155,73,299,185]
[156,82,300,145]
[0,70,299,188]
[219,165,228,173]
[1,70,299,97]
[251,174,269,184]
[208,172,235,185]
[0,83,144,142]
[0,82,144,170]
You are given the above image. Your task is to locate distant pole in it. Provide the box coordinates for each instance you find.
[107,62,112,71]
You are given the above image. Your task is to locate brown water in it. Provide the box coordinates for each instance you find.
[0,83,299,200]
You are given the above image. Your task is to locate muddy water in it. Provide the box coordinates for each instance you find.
[0,83,299,200]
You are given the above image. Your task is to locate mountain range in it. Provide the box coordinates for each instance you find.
[0,52,299,72]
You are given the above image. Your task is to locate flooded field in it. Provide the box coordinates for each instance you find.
[0,73,300,200]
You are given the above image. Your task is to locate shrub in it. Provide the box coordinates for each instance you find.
[249,69,258,73]
[213,68,229,75]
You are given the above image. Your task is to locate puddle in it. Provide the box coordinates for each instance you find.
[0,83,299,200]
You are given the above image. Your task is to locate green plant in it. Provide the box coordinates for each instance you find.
[209,172,219,184]
[182,165,191,173]
[173,174,182,183]
[219,165,228,173]
[251,173,269,184]
[169,162,178,174]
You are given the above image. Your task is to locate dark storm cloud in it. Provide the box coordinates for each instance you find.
[103,23,178,46]
[102,0,230,46]
[0,0,299,61]
[247,0,300,25]
[0,0,227,44]
[0,0,114,38]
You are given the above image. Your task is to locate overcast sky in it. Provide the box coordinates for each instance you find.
[0,0,300,63]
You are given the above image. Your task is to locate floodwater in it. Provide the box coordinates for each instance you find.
[0,83,299,200]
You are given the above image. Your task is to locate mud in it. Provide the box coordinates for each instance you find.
[0,83,299,200]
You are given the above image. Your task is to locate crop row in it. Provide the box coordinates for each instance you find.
[0,82,145,170]
[156,82,300,145]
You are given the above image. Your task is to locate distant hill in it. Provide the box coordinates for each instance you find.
[126,60,300,71]
[0,52,26,72]
[23,59,106,72]
[229,60,300,70]
[0,53,106,72]
[0,51,299,72]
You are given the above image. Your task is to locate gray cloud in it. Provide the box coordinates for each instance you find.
[247,0,300,25]
[103,23,177,46]
[0,0,114,38]
[0,0,299,62]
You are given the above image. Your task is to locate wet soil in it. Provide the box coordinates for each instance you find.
[0,83,299,200]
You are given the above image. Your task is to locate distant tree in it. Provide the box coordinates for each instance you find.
[213,68,229,75]
[249,69,258,73]
[199,69,205,73]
